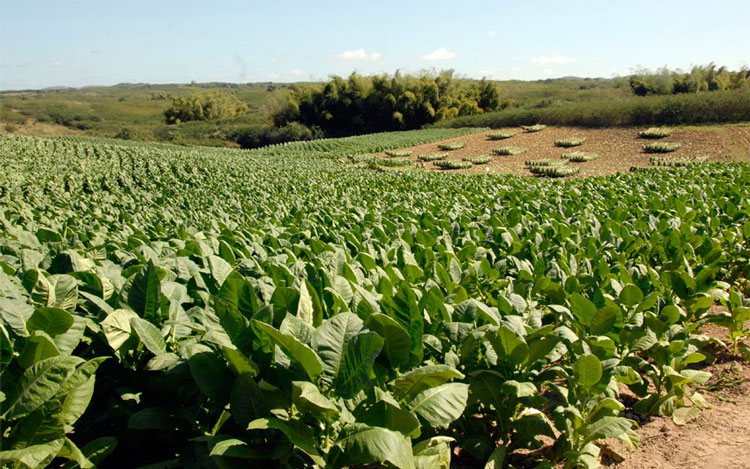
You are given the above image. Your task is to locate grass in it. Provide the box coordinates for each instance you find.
[555,137,587,147]
[493,146,528,155]
[432,89,750,129]
[643,142,681,153]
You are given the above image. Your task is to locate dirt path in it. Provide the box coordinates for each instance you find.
[606,324,750,469]
[368,125,750,177]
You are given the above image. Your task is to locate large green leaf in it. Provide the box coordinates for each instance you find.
[61,376,96,428]
[292,380,339,420]
[26,307,73,337]
[127,260,161,320]
[0,438,65,469]
[569,293,597,327]
[188,350,231,403]
[366,313,411,368]
[2,355,84,420]
[487,326,529,367]
[230,373,269,427]
[334,331,384,398]
[5,399,66,450]
[130,316,167,355]
[17,331,61,368]
[332,423,415,469]
[392,365,464,401]
[573,354,603,390]
[311,312,363,382]
[100,309,138,355]
[48,275,78,312]
[248,417,325,466]
[408,382,469,427]
[252,320,323,381]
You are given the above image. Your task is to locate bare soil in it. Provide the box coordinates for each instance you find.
[0,119,85,136]
[369,125,750,177]
[604,322,750,469]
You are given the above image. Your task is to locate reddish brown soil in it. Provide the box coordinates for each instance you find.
[369,125,750,177]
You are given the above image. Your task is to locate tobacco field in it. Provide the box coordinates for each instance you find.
[1,131,750,468]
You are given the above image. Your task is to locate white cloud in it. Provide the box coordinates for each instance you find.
[421,47,456,61]
[52,61,63,67]
[336,48,381,62]
[487,31,497,38]
[291,69,304,76]
[530,56,579,65]
[269,73,279,79]
[543,68,555,76]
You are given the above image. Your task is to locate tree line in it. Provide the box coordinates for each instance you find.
[629,63,750,96]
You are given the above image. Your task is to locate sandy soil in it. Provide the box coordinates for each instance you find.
[368,125,750,177]
[605,321,750,469]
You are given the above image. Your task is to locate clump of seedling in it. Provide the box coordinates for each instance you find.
[369,158,412,169]
[555,137,587,147]
[525,159,568,167]
[561,151,599,162]
[418,152,449,161]
[384,149,413,157]
[487,131,517,140]
[434,160,473,169]
[493,146,528,156]
[644,142,681,153]
[528,165,580,177]
[521,124,546,132]
[350,154,377,164]
[639,127,673,139]
[462,155,493,165]
[650,155,708,167]
[438,141,467,151]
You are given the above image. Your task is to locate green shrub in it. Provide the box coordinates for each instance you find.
[4,123,18,133]
[493,146,527,155]
[164,90,248,124]
[371,157,412,167]
[650,155,708,166]
[644,142,681,153]
[525,159,568,167]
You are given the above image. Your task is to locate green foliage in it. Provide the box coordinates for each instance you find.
[628,63,750,96]
[229,122,322,149]
[1,133,749,468]
[164,90,248,124]
[417,152,449,161]
[650,155,708,167]
[273,72,508,136]
[433,89,750,129]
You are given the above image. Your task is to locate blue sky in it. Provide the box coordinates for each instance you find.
[1,0,749,90]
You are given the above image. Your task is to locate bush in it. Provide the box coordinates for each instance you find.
[230,122,322,149]
[164,90,248,124]
[114,127,133,140]
[4,124,18,133]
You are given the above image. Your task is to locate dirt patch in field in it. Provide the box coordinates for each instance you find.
[604,317,750,469]
[366,125,750,177]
